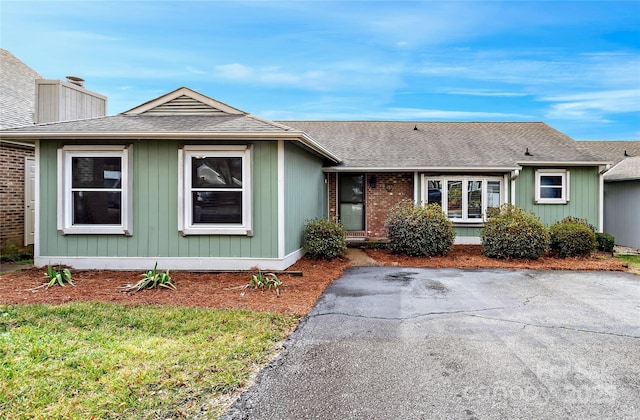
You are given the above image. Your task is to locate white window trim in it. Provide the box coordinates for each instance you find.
[57,145,133,235]
[535,169,570,204]
[178,145,253,236]
[422,175,504,223]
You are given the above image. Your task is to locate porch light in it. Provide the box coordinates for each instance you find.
[369,175,377,188]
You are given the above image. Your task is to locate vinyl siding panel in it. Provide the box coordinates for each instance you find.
[603,181,640,248]
[515,166,600,228]
[39,139,279,259]
[284,142,326,254]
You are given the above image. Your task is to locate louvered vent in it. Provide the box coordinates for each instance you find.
[142,95,228,115]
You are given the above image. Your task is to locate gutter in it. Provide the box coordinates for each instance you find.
[517,160,610,167]
[323,166,521,173]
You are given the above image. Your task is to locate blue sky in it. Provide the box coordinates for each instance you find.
[1,0,639,139]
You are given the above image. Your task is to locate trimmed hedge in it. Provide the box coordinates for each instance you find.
[385,200,455,257]
[480,204,549,260]
[596,232,615,253]
[550,220,596,258]
[303,218,347,260]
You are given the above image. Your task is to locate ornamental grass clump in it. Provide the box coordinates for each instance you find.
[303,218,347,260]
[549,218,597,258]
[385,200,455,257]
[480,204,549,260]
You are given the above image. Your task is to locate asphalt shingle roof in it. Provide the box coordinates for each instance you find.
[0,114,296,134]
[279,121,605,169]
[0,49,42,129]
[580,140,640,181]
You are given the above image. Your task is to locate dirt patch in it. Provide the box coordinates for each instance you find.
[0,246,631,315]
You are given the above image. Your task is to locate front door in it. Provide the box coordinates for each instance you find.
[339,174,365,231]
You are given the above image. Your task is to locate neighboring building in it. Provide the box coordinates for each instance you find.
[0,87,611,270]
[0,49,107,251]
[582,141,640,249]
[1,49,41,250]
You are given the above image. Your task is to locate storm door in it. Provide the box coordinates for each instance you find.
[339,174,365,231]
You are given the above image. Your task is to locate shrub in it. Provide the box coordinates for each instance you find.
[44,264,73,288]
[558,216,596,233]
[303,218,347,260]
[596,232,615,253]
[480,204,549,259]
[385,200,455,257]
[549,220,596,258]
[120,262,175,292]
[249,270,282,295]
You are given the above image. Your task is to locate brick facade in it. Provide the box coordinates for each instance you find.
[328,172,414,239]
[0,143,33,248]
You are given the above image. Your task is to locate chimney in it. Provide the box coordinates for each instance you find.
[66,75,85,87]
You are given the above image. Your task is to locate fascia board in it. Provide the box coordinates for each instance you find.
[0,130,342,162]
[517,160,610,166]
[323,166,520,173]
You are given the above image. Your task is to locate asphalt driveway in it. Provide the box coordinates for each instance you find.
[223,268,640,419]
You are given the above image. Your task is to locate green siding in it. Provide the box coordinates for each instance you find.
[515,166,600,228]
[454,226,482,237]
[284,142,326,254]
[39,140,279,258]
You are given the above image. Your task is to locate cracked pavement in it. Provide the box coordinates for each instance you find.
[222,267,640,419]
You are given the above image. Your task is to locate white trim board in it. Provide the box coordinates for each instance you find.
[35,249,306,272]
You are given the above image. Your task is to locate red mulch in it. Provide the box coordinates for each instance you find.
[0,246,631,315]
[365,245,629,271]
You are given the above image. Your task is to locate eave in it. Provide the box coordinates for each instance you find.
[323,166,521,173]
[0,130,341,163]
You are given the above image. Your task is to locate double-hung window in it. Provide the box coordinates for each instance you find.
[535,169,569,204]
[179,145,252,235]
[424,176,504,223]
[58,145,132,235]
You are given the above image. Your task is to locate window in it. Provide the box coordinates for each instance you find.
[57,145,132,235]
[179,145,252,235]
[423,176,504,223]
[535,169,569,204]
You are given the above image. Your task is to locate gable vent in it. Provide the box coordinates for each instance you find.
[142,95,229,115]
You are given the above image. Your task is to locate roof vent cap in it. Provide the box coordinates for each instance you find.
[66,76,85,87]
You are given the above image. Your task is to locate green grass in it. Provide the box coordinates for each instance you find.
[616,254,640,271]
[0,302,298,419]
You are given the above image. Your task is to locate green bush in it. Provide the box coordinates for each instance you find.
[480,204,549,260]
[303,218,347,260]
[385,200,455,257]
[549,220,596,258]
[596,232,615,253]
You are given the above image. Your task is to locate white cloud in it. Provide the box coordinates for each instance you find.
[541,89,640,121]
[445,89,528,97]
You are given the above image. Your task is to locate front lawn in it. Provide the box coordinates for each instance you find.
[616,254,640,273]
[0,302,297,419]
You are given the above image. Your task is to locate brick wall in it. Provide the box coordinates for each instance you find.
[0,143,34,248]
[328,172,415,239]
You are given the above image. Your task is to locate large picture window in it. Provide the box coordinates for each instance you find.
[179,145,252,235]
[58,145,132,235]
[535,169,569,204]
[424,176,504,223]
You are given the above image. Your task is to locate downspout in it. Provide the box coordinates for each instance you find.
[414,172,419,205]
[598,165,610,233]
[510,169,520,205]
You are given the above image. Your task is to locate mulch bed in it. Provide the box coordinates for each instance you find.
[0,246,631,315]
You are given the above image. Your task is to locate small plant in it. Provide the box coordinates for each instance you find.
[385,200,455,257]
[45,264,73,288]
[121,262,175,292]
[596,232,615,253]
[549,219,596,258]
[480,204,549,260]
[249,271,282,294]
[303,218,347,260]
